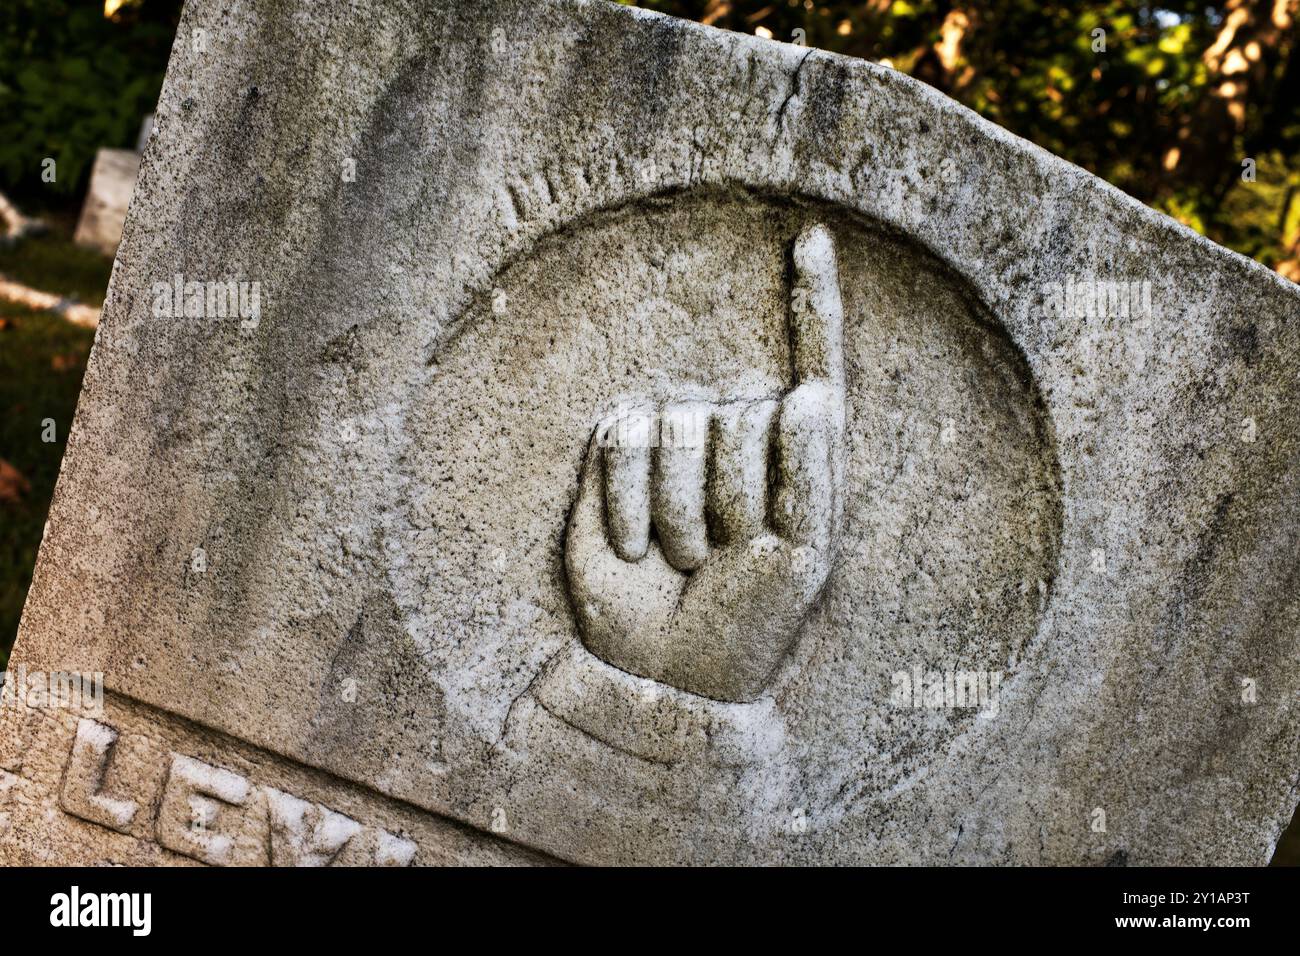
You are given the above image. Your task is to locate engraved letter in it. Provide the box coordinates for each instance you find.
[264,787,363,866]
[374,829,418,866]
[156,754,250,865]
[59,718,138,832]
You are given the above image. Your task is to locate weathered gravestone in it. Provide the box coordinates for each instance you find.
[2,0,1298,866]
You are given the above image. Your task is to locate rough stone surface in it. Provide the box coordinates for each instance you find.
[4,0,1299,865]
[72,148,141,257]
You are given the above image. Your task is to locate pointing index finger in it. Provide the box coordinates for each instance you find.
[790,223,845,389]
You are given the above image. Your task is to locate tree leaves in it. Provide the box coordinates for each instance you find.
[0,0,179,199]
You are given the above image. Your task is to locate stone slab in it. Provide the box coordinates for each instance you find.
[6,0,1299,864]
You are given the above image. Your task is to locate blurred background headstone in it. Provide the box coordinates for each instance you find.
[71,147,140,257]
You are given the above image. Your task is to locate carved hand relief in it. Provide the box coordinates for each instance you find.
[564,225,847,702]
[400,190,1061,776]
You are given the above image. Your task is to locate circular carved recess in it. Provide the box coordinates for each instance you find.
[395,188,1061,774]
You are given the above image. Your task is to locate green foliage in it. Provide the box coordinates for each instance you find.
[0,308,97,670]
[0,235,110,667]
[1209,151,1300,266]
[0,0,179,203]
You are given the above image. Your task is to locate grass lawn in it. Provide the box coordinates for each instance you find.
[0,232,116,304]
[0,233,110,669]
